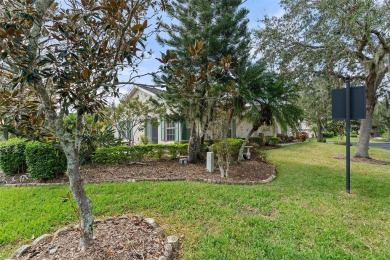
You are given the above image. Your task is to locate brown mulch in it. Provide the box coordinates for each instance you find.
[334,154,390,166]
[18,216,177,260]
[1,157,276,186]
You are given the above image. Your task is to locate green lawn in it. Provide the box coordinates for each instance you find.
[1,143,390,259]
[320,136,359,143]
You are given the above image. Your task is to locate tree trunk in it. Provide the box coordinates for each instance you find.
[218,153,225,178]
[53,112,94,251]
[316,119,323,142]
[386,123,390,142]
[237,127,257,162]
[62,145,94,251]
[188,121,204,163]
[238,126,258,162]
[355,77,377,158]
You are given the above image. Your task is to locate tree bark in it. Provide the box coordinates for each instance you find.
[62,145,94,251]
[355,74,378,157]
[188,121,205,163]
[386,123,390,142]
[238,125,259,162]
[238,119,262,162]
[316,119,323,142]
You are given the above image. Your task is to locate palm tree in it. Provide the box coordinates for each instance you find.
[237,63,303,161]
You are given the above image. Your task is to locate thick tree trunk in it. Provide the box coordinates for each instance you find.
[188,121,205,163]
[355,77,377,158]
[386,123,390,142]
[316,120,323,142]
[355,111,373,157]
[62,145,94,251]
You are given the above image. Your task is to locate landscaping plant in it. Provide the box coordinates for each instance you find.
[25,142,67,180]
[0,0,167,251]
[0,138,27,175]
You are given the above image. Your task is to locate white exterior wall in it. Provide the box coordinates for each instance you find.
[116,86,306,144]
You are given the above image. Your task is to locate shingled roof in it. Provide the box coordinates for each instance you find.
[137,85,165,96]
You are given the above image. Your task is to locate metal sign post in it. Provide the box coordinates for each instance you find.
[345,77,351,193]
[332,77,366,194]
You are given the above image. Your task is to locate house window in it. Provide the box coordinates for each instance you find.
[166,122,176,141]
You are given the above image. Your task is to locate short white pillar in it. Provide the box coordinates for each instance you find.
[206,152,214,173]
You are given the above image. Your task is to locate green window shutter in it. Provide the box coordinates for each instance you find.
[232,119,237,138]
[181,123,188,140]
[161,118,165,141]
[175,122,179,141]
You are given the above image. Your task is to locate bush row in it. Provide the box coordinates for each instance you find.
[25,142,67,180]
[94,144,188,164]
[0,139,27,175]
[209,138,244,159]
[0,139,67,179]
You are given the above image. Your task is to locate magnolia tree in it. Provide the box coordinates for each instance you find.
[0,0,166,250]
[256,0,390,158]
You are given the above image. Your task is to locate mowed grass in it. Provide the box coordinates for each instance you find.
[1,143,390,259]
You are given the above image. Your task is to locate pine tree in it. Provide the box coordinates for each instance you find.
[155,0,251,163]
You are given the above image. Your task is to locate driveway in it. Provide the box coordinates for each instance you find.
[351,142,390,151]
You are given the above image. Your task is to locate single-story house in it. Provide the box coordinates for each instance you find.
[116,85,303,144]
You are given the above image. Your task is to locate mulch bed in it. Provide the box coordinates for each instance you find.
[334,154,390,166]
[17,216,179,260]
[1,157,276,186]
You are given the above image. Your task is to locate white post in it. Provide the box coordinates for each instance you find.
[206,152,214,173]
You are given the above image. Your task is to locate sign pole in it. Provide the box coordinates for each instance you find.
[345,76,351,194]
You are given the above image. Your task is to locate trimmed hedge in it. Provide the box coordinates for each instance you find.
[322,132,334,138]
[210,138,244,159]
[0,138,27,175]
[248,137,264,146]
[94,144,188,164]
[265,136,280,146]
[25,142,67,180]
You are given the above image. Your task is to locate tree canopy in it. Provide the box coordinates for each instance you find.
[0,0,166,250]
[154,0,251,162]
[256,0,390,157]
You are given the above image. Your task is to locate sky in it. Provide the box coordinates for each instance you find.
[118,0,284,94]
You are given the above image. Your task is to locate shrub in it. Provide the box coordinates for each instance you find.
[94,144,189,164]
[154,146,165,160]
[248,137,263,146]
[265,136,280,146]
[210,138,244,159]
[295,132,309,142]
[25,142,67,180]
[140,135,149,145]
[350,131,357,137]
[276,134,294,143]
[0,138,27,175]
[322,132,334,138]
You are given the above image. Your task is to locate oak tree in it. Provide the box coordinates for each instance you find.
[256,0,390,157]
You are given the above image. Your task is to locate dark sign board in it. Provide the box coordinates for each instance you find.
[332,86,366,120]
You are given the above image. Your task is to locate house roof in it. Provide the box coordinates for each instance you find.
[127,85,165,99]
[137,85,165,96]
